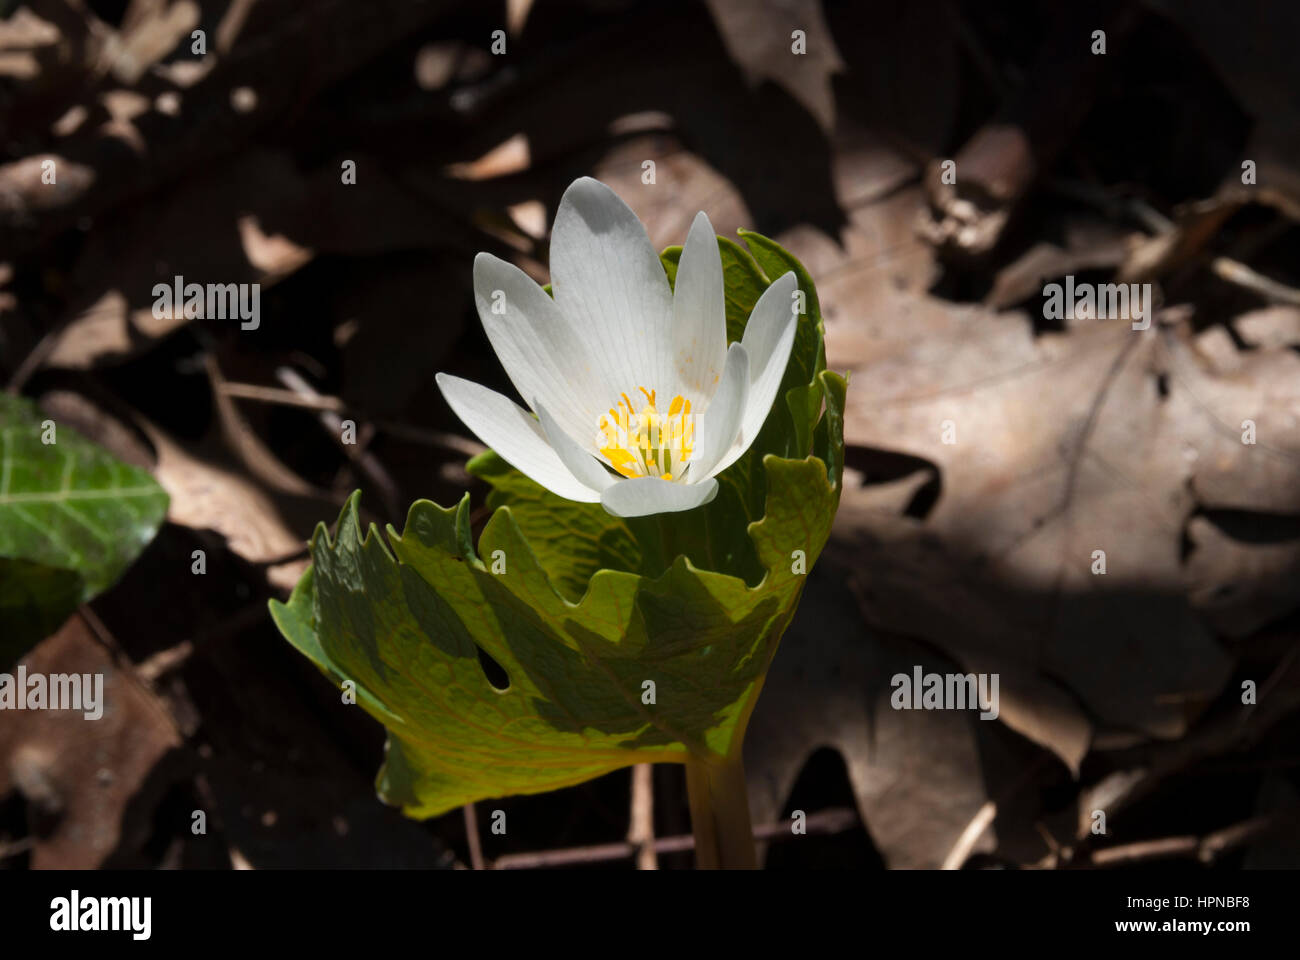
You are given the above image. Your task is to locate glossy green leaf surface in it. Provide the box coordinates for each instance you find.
[0,394,169,665]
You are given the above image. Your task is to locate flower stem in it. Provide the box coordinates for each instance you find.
[684,753,757,869]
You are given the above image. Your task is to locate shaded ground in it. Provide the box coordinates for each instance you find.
[2,0,1299,869]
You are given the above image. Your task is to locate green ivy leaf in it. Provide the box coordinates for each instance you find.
[270,233,846,818]
[0,557,84,665]
[0,394,169,665]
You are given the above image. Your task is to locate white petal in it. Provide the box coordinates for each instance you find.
[436,373,601,502]
[550,177,673,400]
[600,476,719,518]
[671,211,728,407]
[473,252,608,448]
[688,342,749,480]
[536,400,615,493]
[709,272,800,476]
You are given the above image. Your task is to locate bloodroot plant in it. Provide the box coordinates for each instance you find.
[270,177,845,868]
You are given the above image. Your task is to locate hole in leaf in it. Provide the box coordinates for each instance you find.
[476,645,510,692]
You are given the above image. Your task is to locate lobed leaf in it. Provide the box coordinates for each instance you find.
[270,233,846,817]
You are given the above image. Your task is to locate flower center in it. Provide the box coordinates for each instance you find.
[598,387,695,481]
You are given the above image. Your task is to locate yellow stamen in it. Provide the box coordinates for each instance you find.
[598,387,693,482]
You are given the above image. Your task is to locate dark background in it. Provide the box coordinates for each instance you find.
[2,0,1298,869]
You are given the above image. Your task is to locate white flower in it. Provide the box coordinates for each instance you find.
[436,177,798,518]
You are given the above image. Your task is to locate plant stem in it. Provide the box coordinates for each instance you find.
[684,753,757,869]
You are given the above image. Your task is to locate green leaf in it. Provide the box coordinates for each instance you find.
[645,231,835,580]
[738,228,828,461]
[0,394,169,664]
[271,450,837,818]
[270,233,846,818]
[465,449,643,602]
[659,245,682,288]
[0,557,84,665]
[718,236,772,344]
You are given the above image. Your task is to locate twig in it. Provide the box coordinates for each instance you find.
[5,326,63,394]
[941,800,997,870]
[1196,816,1275,863]
[135,642,195,684]
[215,0,260,55]
[495,840,673,870]
[1043,177,1173,234]
[628,763,657,870]
[228,846,255,870]
[275,367,402,521]
[491,806,859,869]
[75,605,185,738]
[203,353,317,498]
[1085,816,1275,867]
[942,755,1049,869]
[1088,836,1198,866]
[218,379,484,456]
[77,602,128,660]
[1211,257,1300,307]
[462,804,485,871]
[247,545,311,568]
[135,604,268,683]
[217,383,345,412]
